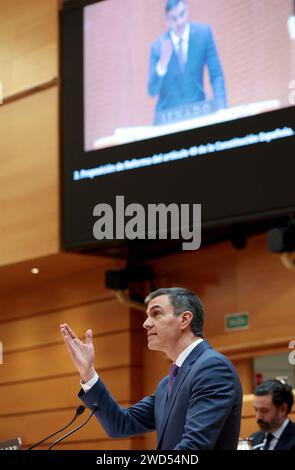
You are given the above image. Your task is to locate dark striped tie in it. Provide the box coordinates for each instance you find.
[168,363,179,394]
[263,433,274,450]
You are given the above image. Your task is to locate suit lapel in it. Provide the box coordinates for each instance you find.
[253,431,264,448]
[157,365,190,445]
[157,379,169,427]
[274,421,295,450]
[157,340,212,446]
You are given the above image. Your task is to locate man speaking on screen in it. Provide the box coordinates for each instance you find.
[60,287,242,450]
[147,0,227,124]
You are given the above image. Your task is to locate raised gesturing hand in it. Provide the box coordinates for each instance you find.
[159,38,173,69]
[60,323,95,383]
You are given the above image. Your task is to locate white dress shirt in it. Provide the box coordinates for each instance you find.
[81,371,99,393]
[81,337,203,393]
[174,337,203,367]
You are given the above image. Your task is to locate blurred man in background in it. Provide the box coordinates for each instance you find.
[251,379,295,450]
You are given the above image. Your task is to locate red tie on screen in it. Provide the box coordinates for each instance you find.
[168,363,180,394]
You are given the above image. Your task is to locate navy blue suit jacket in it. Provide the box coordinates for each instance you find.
[148,23,227,120]
[79,340,242,450]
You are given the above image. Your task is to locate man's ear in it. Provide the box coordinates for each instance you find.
[280,402,288,416]
[179,311,193,330]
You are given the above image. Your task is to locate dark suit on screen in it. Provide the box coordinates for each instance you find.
[79,340,242,450]
[148,22,227,122]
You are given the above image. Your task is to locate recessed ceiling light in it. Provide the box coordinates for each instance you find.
[31,268,40,274]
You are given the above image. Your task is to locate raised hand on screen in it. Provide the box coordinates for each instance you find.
[159,38,173,69]
[60,323,95,383]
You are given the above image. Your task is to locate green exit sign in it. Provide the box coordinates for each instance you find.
[224,312,249,331]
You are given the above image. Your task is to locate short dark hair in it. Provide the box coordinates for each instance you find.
[145,287,204,337]
[254,379,294,414]
[165,0,186,14]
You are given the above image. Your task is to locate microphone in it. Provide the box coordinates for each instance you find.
[48,405,98,450]
[27,405,85,450]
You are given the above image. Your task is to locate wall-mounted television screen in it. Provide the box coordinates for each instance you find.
[61,0,295,255]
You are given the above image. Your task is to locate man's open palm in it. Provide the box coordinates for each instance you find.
[60,323,95,382]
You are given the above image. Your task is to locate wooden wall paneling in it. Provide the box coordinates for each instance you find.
[0,0,58,97]
[0,253,117,297]
[0,299,130,352]
[150,241,239,339]
[0,367,142,416]
[0,332,133,384]
[234,236,295,344]
[0,404,133,447]
[149,235,295,349]
[0,88,59,265]
[0,0,60,266]
[0,264,119,322]
[232,358,254,394]
[206,236,295,349]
